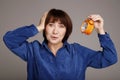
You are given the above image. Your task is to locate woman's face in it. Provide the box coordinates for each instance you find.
[45,20,66,45]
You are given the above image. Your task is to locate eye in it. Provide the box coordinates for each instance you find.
[59,24,65,28]
[48,23,54,27]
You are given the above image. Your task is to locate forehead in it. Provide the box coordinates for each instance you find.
[48,16,63,23]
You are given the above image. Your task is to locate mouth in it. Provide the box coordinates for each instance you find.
[51,36,58,40]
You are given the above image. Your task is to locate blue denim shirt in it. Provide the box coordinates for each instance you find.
[3,24,118,80]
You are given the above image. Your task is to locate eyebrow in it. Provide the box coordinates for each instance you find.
[48,22,64,24]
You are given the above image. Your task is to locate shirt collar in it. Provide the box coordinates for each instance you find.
[63,41,70,49]
[42,40,70,52]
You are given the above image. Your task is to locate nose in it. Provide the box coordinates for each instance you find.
[53,26,58,34]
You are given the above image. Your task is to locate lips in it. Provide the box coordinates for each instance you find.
[51,36,58,40]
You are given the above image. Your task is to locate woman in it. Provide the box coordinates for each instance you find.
[3,9,118,80]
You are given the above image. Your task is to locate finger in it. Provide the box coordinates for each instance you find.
[39,11,48,24]
[88,14,104,22]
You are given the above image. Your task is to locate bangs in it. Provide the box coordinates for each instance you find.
[49,16,60,23]
[47,16,67,26]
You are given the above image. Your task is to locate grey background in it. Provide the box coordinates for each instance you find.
[0,0,120,80]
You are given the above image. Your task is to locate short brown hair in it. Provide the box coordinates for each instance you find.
[43,9,73,42]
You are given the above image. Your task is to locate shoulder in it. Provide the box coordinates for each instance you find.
[66,42,83,53]
[69,42,93,53]
[31,40,40,44]
[70,42,83,49]
[28,40,42,48]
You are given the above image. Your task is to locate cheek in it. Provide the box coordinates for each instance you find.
[45,26,48,33]
[45,26,51,34]
[63,28,66,34]
[61,29,66,37]
[44,27,49,38]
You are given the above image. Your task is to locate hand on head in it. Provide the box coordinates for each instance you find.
[37,12,48,32]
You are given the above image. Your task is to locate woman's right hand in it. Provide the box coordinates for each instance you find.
[37,12,48,32]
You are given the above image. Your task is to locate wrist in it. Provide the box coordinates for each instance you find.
[36,25,43,32]
[96,28,105,35]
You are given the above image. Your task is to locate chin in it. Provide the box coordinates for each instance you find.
[49,40,62,44]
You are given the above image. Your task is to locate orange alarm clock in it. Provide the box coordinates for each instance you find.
[80,19,94,35]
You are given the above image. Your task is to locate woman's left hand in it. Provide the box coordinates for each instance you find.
[88,14,105,34]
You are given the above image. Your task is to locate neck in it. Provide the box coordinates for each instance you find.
[48,42,63,56]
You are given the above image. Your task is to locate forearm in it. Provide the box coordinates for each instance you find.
[3,24,38,49]
[98,33,118,64]
[88,33,118,68]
